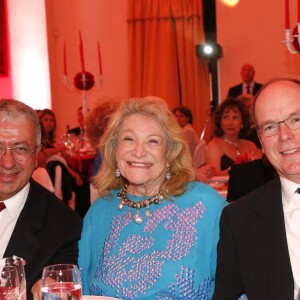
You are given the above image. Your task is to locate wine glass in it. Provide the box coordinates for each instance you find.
[41,264,82,300]
[62,134,76,156]
[0,257,26,300]
[0,264,20,300]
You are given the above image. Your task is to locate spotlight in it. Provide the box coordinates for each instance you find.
[196,43,222,60]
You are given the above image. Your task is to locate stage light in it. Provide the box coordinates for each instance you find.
[196,43,222,60]
[221,0,240,7]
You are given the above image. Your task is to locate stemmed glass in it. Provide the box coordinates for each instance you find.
[62,134,76,156]
[41,264,82,300]
[0,257,26,300]
[0,264,20,299]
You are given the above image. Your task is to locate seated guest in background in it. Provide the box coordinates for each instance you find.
[213,78,300,300]
[38,108,90,217]
[67,106,86,136]
[173,105,199,157]
[38,109,60,151]
[85,99,120,204]
[227,63,263,97]
[85,99,120,177]
[205,98,262,176]
[0,99,82,300]
[79,96,227,299]
[236,93,261,149]
[38,108,82,186]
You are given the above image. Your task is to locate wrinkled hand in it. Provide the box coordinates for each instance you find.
[195,164,216,183]
[31,279,42,300]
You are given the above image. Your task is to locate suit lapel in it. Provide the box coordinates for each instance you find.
[4,181,46,265]
[251,178,294,299]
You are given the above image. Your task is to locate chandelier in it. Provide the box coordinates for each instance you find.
[283,0,300,54]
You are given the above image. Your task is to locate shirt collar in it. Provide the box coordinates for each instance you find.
[243,81,254,87]
[3,182,30,218]
[280,176,300,209]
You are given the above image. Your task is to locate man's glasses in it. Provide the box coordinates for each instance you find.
[257,114,300,137]
[0,145,37,162]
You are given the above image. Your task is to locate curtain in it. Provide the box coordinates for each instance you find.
[128,0,211,139]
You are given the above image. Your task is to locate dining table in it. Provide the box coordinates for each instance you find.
[66,150,96,181]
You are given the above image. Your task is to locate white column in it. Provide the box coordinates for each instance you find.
[7,0,51,108]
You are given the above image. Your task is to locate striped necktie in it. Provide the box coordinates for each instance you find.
[0,202,6,212]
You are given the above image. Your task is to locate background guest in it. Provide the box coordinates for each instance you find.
[227,63,263,97]
[38,108,82,186]
[67,106,86,136]
[85,99,120,176]
[173,105,199,157]
[205,97,262,176]
[79,96,227,299]
[213,78,300,300]
[85,99,120,203]
[38,108,90,217]
[0,99,82,300]
[236,93,261,149]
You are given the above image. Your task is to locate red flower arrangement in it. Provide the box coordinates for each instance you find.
[74,72,95,90]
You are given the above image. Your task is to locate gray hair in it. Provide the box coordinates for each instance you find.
[0,99,41,148]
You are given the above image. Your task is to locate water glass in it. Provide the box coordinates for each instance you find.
[0,257,26,300]
[41,264,82,300]
[0,265,20,299]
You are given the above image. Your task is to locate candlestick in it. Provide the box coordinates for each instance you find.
[97,41,103,75]
[79,31,86,72]
[63,43,67,76]
[285,0,290,29]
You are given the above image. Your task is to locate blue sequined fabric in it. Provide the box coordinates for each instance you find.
[79,181,227,300]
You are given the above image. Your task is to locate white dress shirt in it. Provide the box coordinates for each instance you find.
[0,183,29,259]
[280,177,300,299]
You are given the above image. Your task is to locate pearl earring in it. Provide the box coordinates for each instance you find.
[115,165,120,178]
[166,167,171,180]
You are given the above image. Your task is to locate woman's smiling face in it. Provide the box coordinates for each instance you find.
[116,113,168,195]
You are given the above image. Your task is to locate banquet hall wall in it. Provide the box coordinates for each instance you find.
[1,0,300,137]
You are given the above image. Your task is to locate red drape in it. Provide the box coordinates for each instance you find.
[127,0,211,139]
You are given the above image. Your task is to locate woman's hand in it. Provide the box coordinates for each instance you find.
[31,279,42,300]
[195,164,216,183]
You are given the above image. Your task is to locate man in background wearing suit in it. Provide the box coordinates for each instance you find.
[213,78,300,299]
[0,99,82,299]
[227,63,263,97]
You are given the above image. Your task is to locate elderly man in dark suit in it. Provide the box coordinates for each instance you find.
[213,78,300,299]
[0,99,82,300]
[227,64,263,97]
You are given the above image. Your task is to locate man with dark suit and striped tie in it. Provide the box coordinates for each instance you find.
[0,99,82,300]
[227,63,263,97]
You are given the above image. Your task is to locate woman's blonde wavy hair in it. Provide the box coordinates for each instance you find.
[93,96,195,199]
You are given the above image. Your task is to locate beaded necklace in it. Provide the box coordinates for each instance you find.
[223,137,241,156]
[117,184,164,224]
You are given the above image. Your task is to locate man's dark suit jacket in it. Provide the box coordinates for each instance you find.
[67,126,82,136]
[213,176,294,300]
[4,179,83,300]
[227,82,263,97]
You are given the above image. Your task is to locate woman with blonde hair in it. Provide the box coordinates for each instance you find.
[79,96,227,299]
